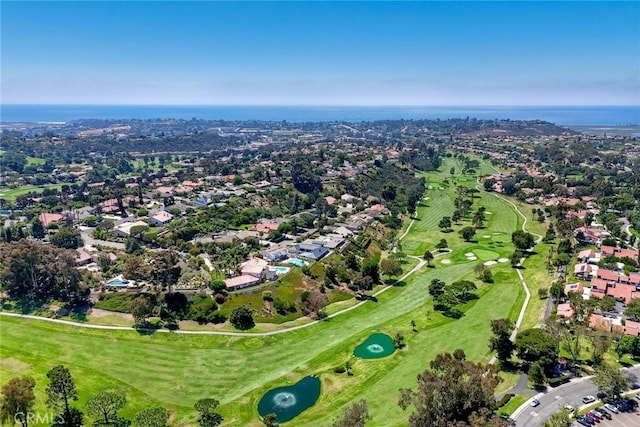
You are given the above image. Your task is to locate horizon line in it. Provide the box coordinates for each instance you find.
[2,103,639,108]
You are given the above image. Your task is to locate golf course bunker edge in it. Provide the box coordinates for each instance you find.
[353,333,395,359]
[257,375,321,423]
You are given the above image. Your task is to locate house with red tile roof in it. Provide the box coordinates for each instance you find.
[605,282,637,304]
[624,320,640,336]
[556,303,574,318]
[601,245,639,261]
[39,212,63,227]
[564,282,583,295]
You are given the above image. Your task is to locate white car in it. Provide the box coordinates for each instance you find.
[531,399,540,407]
[582,395,596,404]
[604,403,619,414]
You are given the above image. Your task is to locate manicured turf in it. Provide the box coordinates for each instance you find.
[0,157,552,426]
[0,183,64,202]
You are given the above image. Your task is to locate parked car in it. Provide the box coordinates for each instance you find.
[576,416,594,426]
[586,411,601,422]
[530,398,540,407]
[593,408,611,420]
[604,403,619,414]
[582,395,596,404]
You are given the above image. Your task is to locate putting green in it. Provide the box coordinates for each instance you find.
[257,375,321,423]
[353,333,395,359]
[472,249,500,261]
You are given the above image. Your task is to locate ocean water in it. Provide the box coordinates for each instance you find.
[1,105,638,126]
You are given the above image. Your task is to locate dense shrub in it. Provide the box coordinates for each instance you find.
[94,292,135,313]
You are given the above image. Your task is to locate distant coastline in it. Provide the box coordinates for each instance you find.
[1,104,638,126]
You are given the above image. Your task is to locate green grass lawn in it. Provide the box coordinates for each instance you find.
[0,157,552,426]
[26,156,46,166]
[0,183,64,202]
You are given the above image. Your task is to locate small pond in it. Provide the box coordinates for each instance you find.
[257,375,321,423]
[353,333,395,359]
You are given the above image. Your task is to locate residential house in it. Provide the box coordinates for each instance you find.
[601,245,639,261]
[39,212,64,227]
[556,303,574,318]
[112,220,149,238]
[147,211,174,226]
[261,245,289,262]
[224,275,261,291]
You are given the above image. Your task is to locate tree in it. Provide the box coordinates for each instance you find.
[393,332,406,349]
[509,250,523,267]
[592,364,629,398]
[542,408,573,427]
[194,398,223,427]
[230,306,255,330]
[616,335,640,360]
[1,376,36,427]
[131,294,157,325]
[588,330,615,365]
[428,279,446,301]
[262,413,278,427]
[50,227,83,249]
[380,258,402,279]
[331,400,370,427]
[435,239,448,251]
[438,217,452,232]
[625,299,640,321]
[125,237,142,255]
[423,251,434,267]
[123,256,151,282]
[52,406,84,427]
[511,230,536,251]
[86,391,127,426]
[361,259,380,284]
[398,351,502,427]
[515,329,557,370]
[489,319,515,362]
[459,226,476,242]
[46,366,78,424]
[292,163,322,194]
[149,250,181,292]
[31,218,45,239]
[472,211,485,228]
[483,179,496,192]
[0,239,86,304]
[135,407,168,427]
[529,361,546,386]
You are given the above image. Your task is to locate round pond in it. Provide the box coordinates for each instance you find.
[353,333,395,359]
[257,375,321,423]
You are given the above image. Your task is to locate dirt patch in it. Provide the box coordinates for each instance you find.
[90,308,133,321]
[0,358,31,373]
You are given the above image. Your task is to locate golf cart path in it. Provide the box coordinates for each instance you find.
[487,192,543,365]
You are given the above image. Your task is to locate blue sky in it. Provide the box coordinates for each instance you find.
[2,1,639,105]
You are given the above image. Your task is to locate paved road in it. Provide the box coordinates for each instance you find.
[80,227,125,250]
[512,365,640,426]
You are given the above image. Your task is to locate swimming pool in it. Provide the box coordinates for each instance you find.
[107,279,129,287]
[271,266,291,275]
[284,258,307,267]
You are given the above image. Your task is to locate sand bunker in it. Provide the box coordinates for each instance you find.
[464,252,474,257]
[467,256,477,261]
[483,235,491,238]
[498,258,509,263]
[441,259,452,264]
[484,260,498,266]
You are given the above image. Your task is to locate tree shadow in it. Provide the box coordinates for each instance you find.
[392,280,407,287]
